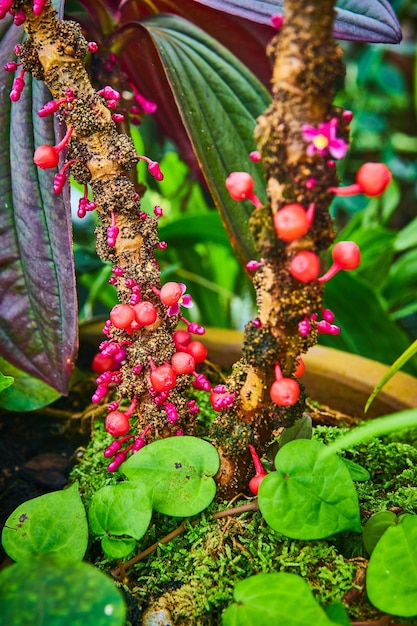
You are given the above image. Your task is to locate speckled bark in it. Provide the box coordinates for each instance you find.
[210,0,348,495]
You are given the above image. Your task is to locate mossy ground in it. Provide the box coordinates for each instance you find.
[70,413,417,626]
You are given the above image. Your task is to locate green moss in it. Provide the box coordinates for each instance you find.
[70,422,417,625]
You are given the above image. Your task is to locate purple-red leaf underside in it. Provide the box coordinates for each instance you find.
[193,0,402,43]
[0,18,77,394]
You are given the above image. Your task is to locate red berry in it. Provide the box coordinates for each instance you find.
[92,353,116,374]
[150,364,177,393]
[105,411,130,436]
[332,241,360,270]
[185,340,208,364]
[171,351,195,374]
[294,356,305,378]
[289,251,320,283]
[160,282,183,306]
[225,172,262,208]
[270,378,300,406]
[132,301,157,326]
[274,204,309,242]
[33,145,59,169]
[173,330,192,348]
[356,162,391,197]
[110,304,136,329]
[249,474,265,496]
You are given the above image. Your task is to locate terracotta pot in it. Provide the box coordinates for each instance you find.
[202,327,417,419]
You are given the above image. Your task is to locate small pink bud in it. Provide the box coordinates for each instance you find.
[87,42,98,53]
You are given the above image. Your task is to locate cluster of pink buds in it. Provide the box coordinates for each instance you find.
[10,69,25,102]
[298,308,340,337]
[104,425,151,472]
[107,210,119,247]
[38,90,75,117]
[92,369,121,404]
[137,154,164,181]
[77,185,96,218]
[270,364,300,407]
[97,85,121,112]
[54,159,75,194]
[209,385,235,412]
[127,82,157,123]
[92,346,126,374]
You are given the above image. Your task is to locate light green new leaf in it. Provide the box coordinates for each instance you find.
[88,482,152,556]
[222,572,336,626]
[122,436,219,517]
[141,14,270,266]
[1,483,88,562]
[258,439,361,539]
[0,557,126,626]
[0,369,13,393]
[367,515,417,616]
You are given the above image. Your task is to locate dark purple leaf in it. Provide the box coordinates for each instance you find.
[193,0,402,43]
[0,18,77,394]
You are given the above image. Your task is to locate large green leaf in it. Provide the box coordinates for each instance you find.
[222,572,337,626]
[140,14,270,265]
[122,436,219,516]
[0,16,77,394]
[1,483,88,562]
[258,439,362,540]
[0,557,126,626]
[322,272,417,375]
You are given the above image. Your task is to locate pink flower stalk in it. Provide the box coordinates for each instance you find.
[302,118,347,159]
[167,284,193,317]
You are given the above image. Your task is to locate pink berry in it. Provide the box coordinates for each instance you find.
[294,356,305,378]
[92,353,116,374]
[132,301,157,326]
[160,282,183,306]
[185,340,208,364]
[110,303,136,329]
[171,351,195,374]
[318,241,361,283]
[105,411,130,436]
[33,145,59,169]
[150,364,177,393]
[289,251,320,283]
[329,162,391,197]
[173,330,192,348]
[225,172,263,208]
[274,204,310,242]
[270,378,300,406]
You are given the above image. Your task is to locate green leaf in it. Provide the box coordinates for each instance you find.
[141,14,270,265]
[366,515,417,616]
[88,483,152,544]
[0,370,13,393]
[122,436,219,517]
[101,536,136,559]
[1,483,88,562]
[258,439,362,540]
[279,413,312,449]
[394,216,417,252]
[323,602,351,626]
[340,457,370,482]
[322,272,417,375]
[0,356,60,411]
[222,572,335,626]
[0,557,126,626]
[363,510,397,555]
[365,339,417,412]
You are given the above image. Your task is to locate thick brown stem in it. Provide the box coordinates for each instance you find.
[211,0,347,496]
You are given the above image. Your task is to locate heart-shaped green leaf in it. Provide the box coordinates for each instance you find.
[222,572,336,626]
[140,14,270,266]
[0,557,126,626]
[1,483,88,562]
[0,16,77,394]
[366,515,417,616]
[88,482,152,551]
[363,510,397,555]
[122,436,219,516]
[258,439,362,539]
